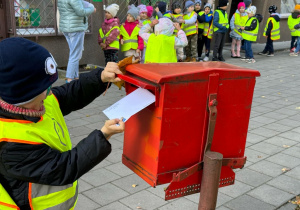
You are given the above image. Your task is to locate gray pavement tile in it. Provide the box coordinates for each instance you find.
[75,194,101,210]
[244,148,269,163]
[285,165,300,180]
[263,136,298,147]
[251,106,272,113]
[282,146,300,158]
[287,113,300,121]
[71,134,88,146]
[224,194,275,210]
[64,112,86,121]
[235,168,272,187]
[217,207,231,210]
[274,108,299,116]
[260,103,287,110]
[78,179,94,193]
[249,127,281,138]
[245,141,253,148]
[81,168,120,187]
[278,131,300,142]
[218,180,253,198]
[247,121,265,131]
[267,175,300,195]
[248,142,284,155]
[105,162,133,177]
[97,202,131,210]
[66,118,91,128]
[276,119,300,128]
[250,116,277,125]
[263,123,291,133]
[291,126,300,133]
[91,160,112,171]
[185,192,233,208]
[83,114,107,123]
[146,184,169,199]
[158,198,198,210]
[119,190,167,210]
[112,174,151,194]
[248,160,285,177]
[83,183,130,206]
[250,110,261,118]
[109,138,123,150]
[266,153,300,168]
[85,122,104,130]
[77,108,102,116]
[247,184,294,207]
[246,133,267,144]
[260,112,290,121]
[105,149,123,164]
[68,126,94,137]
[277,202,298,210]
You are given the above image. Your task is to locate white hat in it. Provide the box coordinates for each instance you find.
[105,4,119,17]
[247,5,256,15]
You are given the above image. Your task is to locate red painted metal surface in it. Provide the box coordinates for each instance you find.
[121,62,260,199]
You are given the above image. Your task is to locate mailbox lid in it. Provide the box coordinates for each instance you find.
[126,62,260,84]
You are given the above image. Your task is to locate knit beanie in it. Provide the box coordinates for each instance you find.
[295,4,300,10]
[146,6,153,17]
[185,0,194,9]
[204,3,212,10]
[195,0,202,6]
[105,4,119,17]
[269,5,277,14]
[138,4,148,14]
[128,4,140,20]
[172,1,181,12]
[219,0,229,7]
[243,0,252,8]
[0,38,58,105]
[238,2,246,10]
[247,5,256,15]
[158,2,167,14]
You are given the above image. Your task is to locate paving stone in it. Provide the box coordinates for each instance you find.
[66,118,91,128]
[112,174,151,194]
[263,123,291,132]
[216,207,231,210]
[71,134,89,146]
[248,142,284,155]
[97,202,131,210]
[249,127,281,138]
[219,181,253,198]
[75,194,101,210]
[266,153,300,168]
[244,148,269,163]
[84,114,107,123]
[263,136,298,147]
[78,179,94,193]
[278,131,300,142]
[120,190,167,210]
[267,175,300,195]
[83,183,129,206]
[69,126,94,137]
[81,168,120,187]
[276,119,300,128]
[105,149,123,164]
[250,116,277,125]
[158,198,198,210]
[224,194,275,210]
[247,184,294,207]
[64,112,86,121]
[185,192,233,208]
[277,202,298,210]
[285,165,300,180]
[146,184,169,199]
[246,133,266,144]
[91,160,112,171]
[236,168,272,187]
[282,146,300,158]
[248,121,265,130]
[105,162,133,177]
[109,138,123,150]
[291,126,300,134]
[248,160,284,177]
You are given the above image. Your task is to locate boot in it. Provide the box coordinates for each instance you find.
[184,57,191,62]
[190,58,197,62]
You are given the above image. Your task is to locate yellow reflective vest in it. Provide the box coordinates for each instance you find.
[203,14,213,37]
[99,26,120,49]
[263,17,280,40]
[172,14,184,33]
[183,11,197,36]
[120,25,140,52]
[234,12,248,36]
[198,11,205,30]
[213,10,229,32]
[288,15,300,36]
[242,17,259,42]
[0,94,78,210]
[145,34,177,63]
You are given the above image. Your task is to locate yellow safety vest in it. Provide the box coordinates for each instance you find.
[207,20,214,39]
[163,13,172,19]
[203,13,213,36]
[145,34,177,63]
[198,11,205,30]
[263,17,280,40]
[99,26,120,49]
[234,12,248,36]
[120,25,140,52]
[213,10,229,32]
[242,17,259,42]
[0,94,78,210]
[183,11,197,36]
[288,15,300,36]
[173,14,183,33]
[142,20,152,47]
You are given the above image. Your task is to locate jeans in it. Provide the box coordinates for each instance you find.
[263,36,274,53]
[244,40,253,59]
[63,31,85,79]
[295,36,300,53]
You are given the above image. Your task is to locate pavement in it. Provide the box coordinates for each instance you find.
[54,41,300,210]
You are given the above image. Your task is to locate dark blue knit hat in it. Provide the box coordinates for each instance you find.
[0,37,58,105]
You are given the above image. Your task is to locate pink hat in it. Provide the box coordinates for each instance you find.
[138,4,148,14]
[146,6,153,17]
[238,2,245,10]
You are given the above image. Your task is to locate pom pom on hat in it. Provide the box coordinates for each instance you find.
[146,6,153,17]
[138,4,147,14]
[105,3,119,17]
[238,2,246,10]
[295,4,300,10]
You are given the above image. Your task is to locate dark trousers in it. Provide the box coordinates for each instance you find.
[244,40,253,59]
[291,36,298,50]
[263,36,274,53]
[213,32,226,58]
[198,35,211,57]
[104,49,119,65]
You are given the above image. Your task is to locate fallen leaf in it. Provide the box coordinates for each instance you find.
[278,92,281,95]
[282,167,291,172]
[285,99,289,102]
[283,145,291,148]
[86,115,90,117]
[137,207,142,209]
[132,184,138,188]
[280,80,283,82]
[257,155,262,158]
[292,75,295,77]
[261,96,265,98]
[296,107,300,110]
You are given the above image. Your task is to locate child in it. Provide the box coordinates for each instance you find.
[98,4,120,65]
[259,5,281,56]
[212,0,229,61]
[288,5,300,55]
[139,18,188,63]
[181,1,197,62]
[120,5,144,61]
[243,0,252,11]
[241,6,259,63]
[198,3,213,61]
[153,2,165,19]
[171,1,184,62]
[194,0,204,61]
[230,2,247,58]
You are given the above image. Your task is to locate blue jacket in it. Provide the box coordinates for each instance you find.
[213,9,228,33]
[58,0,94,33]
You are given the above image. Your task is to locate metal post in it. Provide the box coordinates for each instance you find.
[198,151,223,210]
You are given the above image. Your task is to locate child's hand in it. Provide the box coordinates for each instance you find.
[174,23,181,31]
[240,26,245,30]
[120,39,124,45]
[101,118,125,140]
[136,49,141,54]
[100,43,106,49]
[150,19,159,27]
[179,19,185,24]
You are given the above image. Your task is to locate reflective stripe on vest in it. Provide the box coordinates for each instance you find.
[203,14,213,36]
[242,17,259,42]
[145,34,177,63]
[263,17,281,40]
[233,13,248,36]
[213,10,229,32]
[120,25,140,51]
[288,15,300,36]
[0,94,77,210]
[183,11,197,36]
[99,26,120,49]
[198,11,205,29]
[207,22,214,39]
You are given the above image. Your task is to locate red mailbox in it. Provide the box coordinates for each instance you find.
[119,62,260,200]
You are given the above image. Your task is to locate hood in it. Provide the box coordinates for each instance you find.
[271,13,281,22]
[154,18,174,36]
[105,17,120,25]
[235,9,247,16]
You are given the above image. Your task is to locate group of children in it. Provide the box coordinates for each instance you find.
[98,1,300,65]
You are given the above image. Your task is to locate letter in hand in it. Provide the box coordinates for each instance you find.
[101,118,125,140]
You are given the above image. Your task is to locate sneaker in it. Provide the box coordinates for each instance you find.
[247,58,256,63]
[203,56,209,62]
[258,51,268,55]
[184,57,191,62]
[289,52,299,56]
[240,57,248,61]
[267,53,274,57]
[291,47,296,52]
[212,57,220,61]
